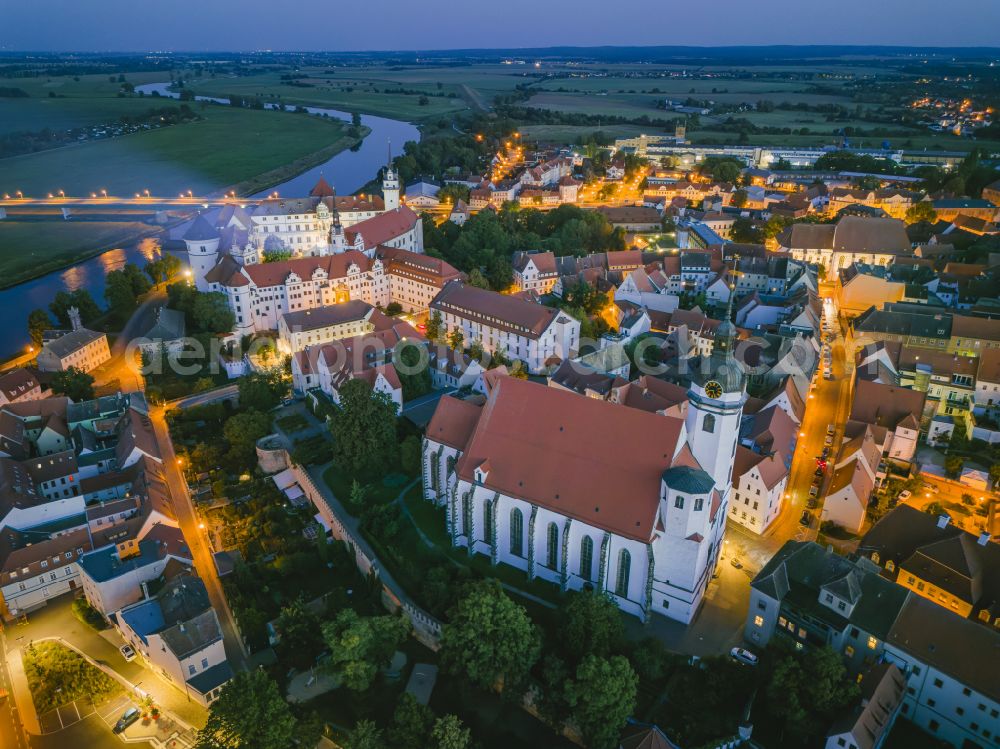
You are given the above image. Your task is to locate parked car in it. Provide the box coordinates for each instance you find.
[120,644,136,662]
[897,490,912,502]
[807,498,820,509]
[114,707,141,734]
[730,647,759,666]
[827,424,836,435]
[808,486,819,498]
[730,558,743,569]
[824,434,834,446]
[799,511,812,527]
[815,467,825,477]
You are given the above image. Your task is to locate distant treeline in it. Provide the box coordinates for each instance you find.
[0,87,29,98]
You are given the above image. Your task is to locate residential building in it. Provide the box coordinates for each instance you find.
[0,369,42,405]
[729,446,788,534]
[883,596,1000,749]
[37,327,111,373]
[745,541,911,676]
[116,574,232,705]
[824,663,906,749]
[857,505,1000,625]
[776,216,912,272]
[513,252,559,294]
[278,300,379,354]
[429,283,580,374]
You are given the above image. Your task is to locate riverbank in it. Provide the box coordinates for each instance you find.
[0,122,370,290]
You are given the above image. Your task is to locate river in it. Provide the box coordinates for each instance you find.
[0,85,420,358]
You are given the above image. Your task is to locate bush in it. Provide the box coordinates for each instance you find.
[71,597,106,631]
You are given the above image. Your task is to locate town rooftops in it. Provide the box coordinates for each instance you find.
[345,204,419,249]
[832,216,911,254]
[449,376,685,540]
[430,282,567,340]
[825,663,905,749]
[78,524,189,583]
[186,661,234,696]
[850,379,925,431]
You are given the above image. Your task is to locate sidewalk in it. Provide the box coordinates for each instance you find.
[4,644,40,734]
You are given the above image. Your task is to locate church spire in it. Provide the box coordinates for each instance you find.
[331,185,341,229]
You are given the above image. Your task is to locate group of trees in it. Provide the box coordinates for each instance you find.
[439,582,637,749]
[329,379,399,475]
[423,203,626,292]
[166,282,237,334]
[104,262,152,322]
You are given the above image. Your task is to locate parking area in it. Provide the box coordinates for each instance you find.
[37,693,134,735]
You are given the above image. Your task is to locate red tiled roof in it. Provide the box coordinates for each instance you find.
[426,395,483,450]
[454,377,685,540]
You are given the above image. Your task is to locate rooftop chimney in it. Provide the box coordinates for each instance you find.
[936,514,951,529]
[979,532,992,547]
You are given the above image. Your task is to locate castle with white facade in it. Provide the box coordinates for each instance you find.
[422,299,747,624]
[184,167,448,336]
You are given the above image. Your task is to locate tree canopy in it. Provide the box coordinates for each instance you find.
[566,655,638,749]
[322,609,411,692]
[329,379,399,475]
[440,580,540,693]
[196,670,297,749]
[50,366,95,401]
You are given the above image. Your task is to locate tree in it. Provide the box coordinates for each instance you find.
[105,263,152,321]
[145,254,182,284]
[223,411,272,467]
[28,309,51,348]
[561,590,624,661]
[275,597,323,670]
[387,693,435,749]
[238,371,286,412]
[50,367,95,401]
[924,501,951,519]
[905,201,937,225]
[49,289,101,327]
[347,720,385,749]
[731,189,748,209]
[322,609,411,692]
[566,655,638,749]
[395,341,431,400]
[764,644,859,743]
[440,580,540,693]
[467,268,490,289]
[330,379,399,475]
[447,328,464,351]
[944,454,964,479]
[196,670,296,749]
[192,292,236,334]
[431,715,470,749]
[426,311,444,342]
[400,435,422,475]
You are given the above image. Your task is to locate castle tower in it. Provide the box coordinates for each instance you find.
[383,140,400,211]
[183,214,221,292]
[684,278,747,492]
[328,187,348,254]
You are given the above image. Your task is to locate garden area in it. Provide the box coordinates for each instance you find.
[23,641,122,713]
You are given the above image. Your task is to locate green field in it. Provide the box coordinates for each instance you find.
[0,220,160,288]
[183,70,473,121]
[0,106,361,198]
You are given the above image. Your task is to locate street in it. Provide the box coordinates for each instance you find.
[149,406,248,671]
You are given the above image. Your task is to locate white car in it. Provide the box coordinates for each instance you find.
[730,647,759,666]
[120,644,137,662]
[897,490,912,502]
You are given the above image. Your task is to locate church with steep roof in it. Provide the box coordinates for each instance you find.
[421,295,747,624]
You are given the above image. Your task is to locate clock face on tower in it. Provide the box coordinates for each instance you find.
[704,380,723,399]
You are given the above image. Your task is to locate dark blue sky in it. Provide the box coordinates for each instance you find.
[3,0,1000,51]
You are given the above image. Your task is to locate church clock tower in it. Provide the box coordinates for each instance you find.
[684,283,747,491]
